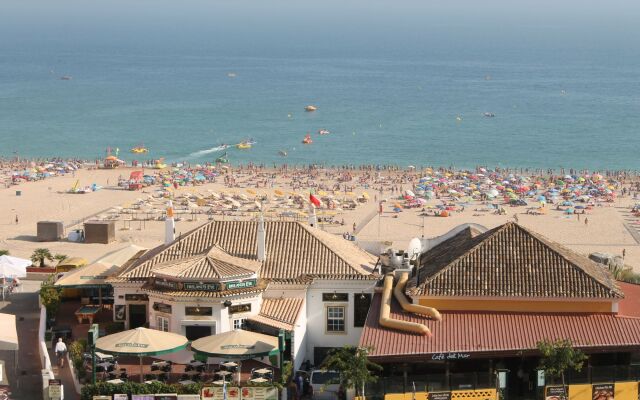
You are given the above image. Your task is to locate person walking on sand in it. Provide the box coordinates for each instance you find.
[353,222,357,233]
[15,215,18,225]
[584,217,589,226]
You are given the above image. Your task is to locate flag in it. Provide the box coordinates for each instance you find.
[309,193,321,207]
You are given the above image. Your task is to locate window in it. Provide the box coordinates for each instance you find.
[354,293,372,327]
[326,306,346,333]
[185,306,212,316]
[233,318,247,330]
[156,316,169,332]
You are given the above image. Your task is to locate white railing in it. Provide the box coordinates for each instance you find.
[38,303,56,393]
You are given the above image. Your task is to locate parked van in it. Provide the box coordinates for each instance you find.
[310,370,341,400]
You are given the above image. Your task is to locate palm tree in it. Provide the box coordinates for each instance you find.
[0,250,9,256]
[53,254,68,264]
[31,248,53,268]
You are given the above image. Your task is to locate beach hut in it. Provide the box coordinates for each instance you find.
[84,221,116,244]
[37,221,64,242]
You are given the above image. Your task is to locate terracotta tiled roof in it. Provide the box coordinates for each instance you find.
[115,220,376,282]
[248,297,304,331]
[152,246,260,281]
[360,294,640,361]
[617,281,640,318]
[407,222,622,299]
[141,279,268,298]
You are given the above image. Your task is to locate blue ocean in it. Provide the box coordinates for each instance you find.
[1,0,639,169]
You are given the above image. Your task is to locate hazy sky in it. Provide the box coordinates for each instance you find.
[1,0,640,60]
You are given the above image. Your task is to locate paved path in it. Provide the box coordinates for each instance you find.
[0,280,45,400]
[617,208,640,244]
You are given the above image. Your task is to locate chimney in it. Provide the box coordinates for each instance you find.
[165,200,175,245]
[308,203,318,228]
[257,213,266,261]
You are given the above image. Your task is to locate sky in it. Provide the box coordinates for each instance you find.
[2,0,640,59]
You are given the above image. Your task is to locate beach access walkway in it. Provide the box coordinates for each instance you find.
[617,207,640,244]
[0,280,47,400]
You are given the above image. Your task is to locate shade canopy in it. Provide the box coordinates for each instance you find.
[0,255,30,278]
[0,313,18,350]
[191,329,278,359]
[55,245,146,288]
[55,261,119,288]
[95,327,188,356]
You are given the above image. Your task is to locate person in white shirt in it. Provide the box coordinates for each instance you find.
[55,338,68,368]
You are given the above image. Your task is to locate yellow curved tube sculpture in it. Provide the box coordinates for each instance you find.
[379,274,431,336]
[394,272,442,321]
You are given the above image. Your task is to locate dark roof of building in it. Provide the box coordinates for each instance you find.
[360,294,640,361]
[407,222,622,299]
[247,297,304,331]
[113,220,376,283]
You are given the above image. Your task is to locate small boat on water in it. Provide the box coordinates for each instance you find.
[131,144,149,154]
[237,138,256,149]
[227,72,237,78]
[305,105,317,112]
[278,150,288,157]
[212,144,229,152]
[484,112,496,118]
[302,134,313,144]
[318,129,330,135]
[60,75,72,81]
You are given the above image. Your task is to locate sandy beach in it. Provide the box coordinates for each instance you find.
[1,164,639,272]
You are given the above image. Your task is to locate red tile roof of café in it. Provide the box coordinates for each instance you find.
[360,294,640,361]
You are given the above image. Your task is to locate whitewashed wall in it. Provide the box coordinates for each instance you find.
[305,280,375,365]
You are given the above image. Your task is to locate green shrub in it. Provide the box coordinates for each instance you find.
[40,277,61,315]
[69,339,88,380]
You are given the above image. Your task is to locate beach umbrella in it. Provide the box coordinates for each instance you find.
[192,329,279,383]
[95,327,188,382]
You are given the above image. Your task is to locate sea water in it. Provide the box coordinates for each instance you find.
[1,0,639,170]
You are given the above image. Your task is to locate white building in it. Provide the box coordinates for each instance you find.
[108,218,378,369]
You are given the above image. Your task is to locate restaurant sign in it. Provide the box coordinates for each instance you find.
[592,384,614,400]
[428,392,451,400]
[229,303,252,314]
[201,386,278,400]
[226,279,257,290]
[431,352,471,360]
[183,282,221,292]
[155,280,180,290]
[154,279,221,292]
[153,302,172,314]
[545,386,567,400]
[125,294,148,301]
